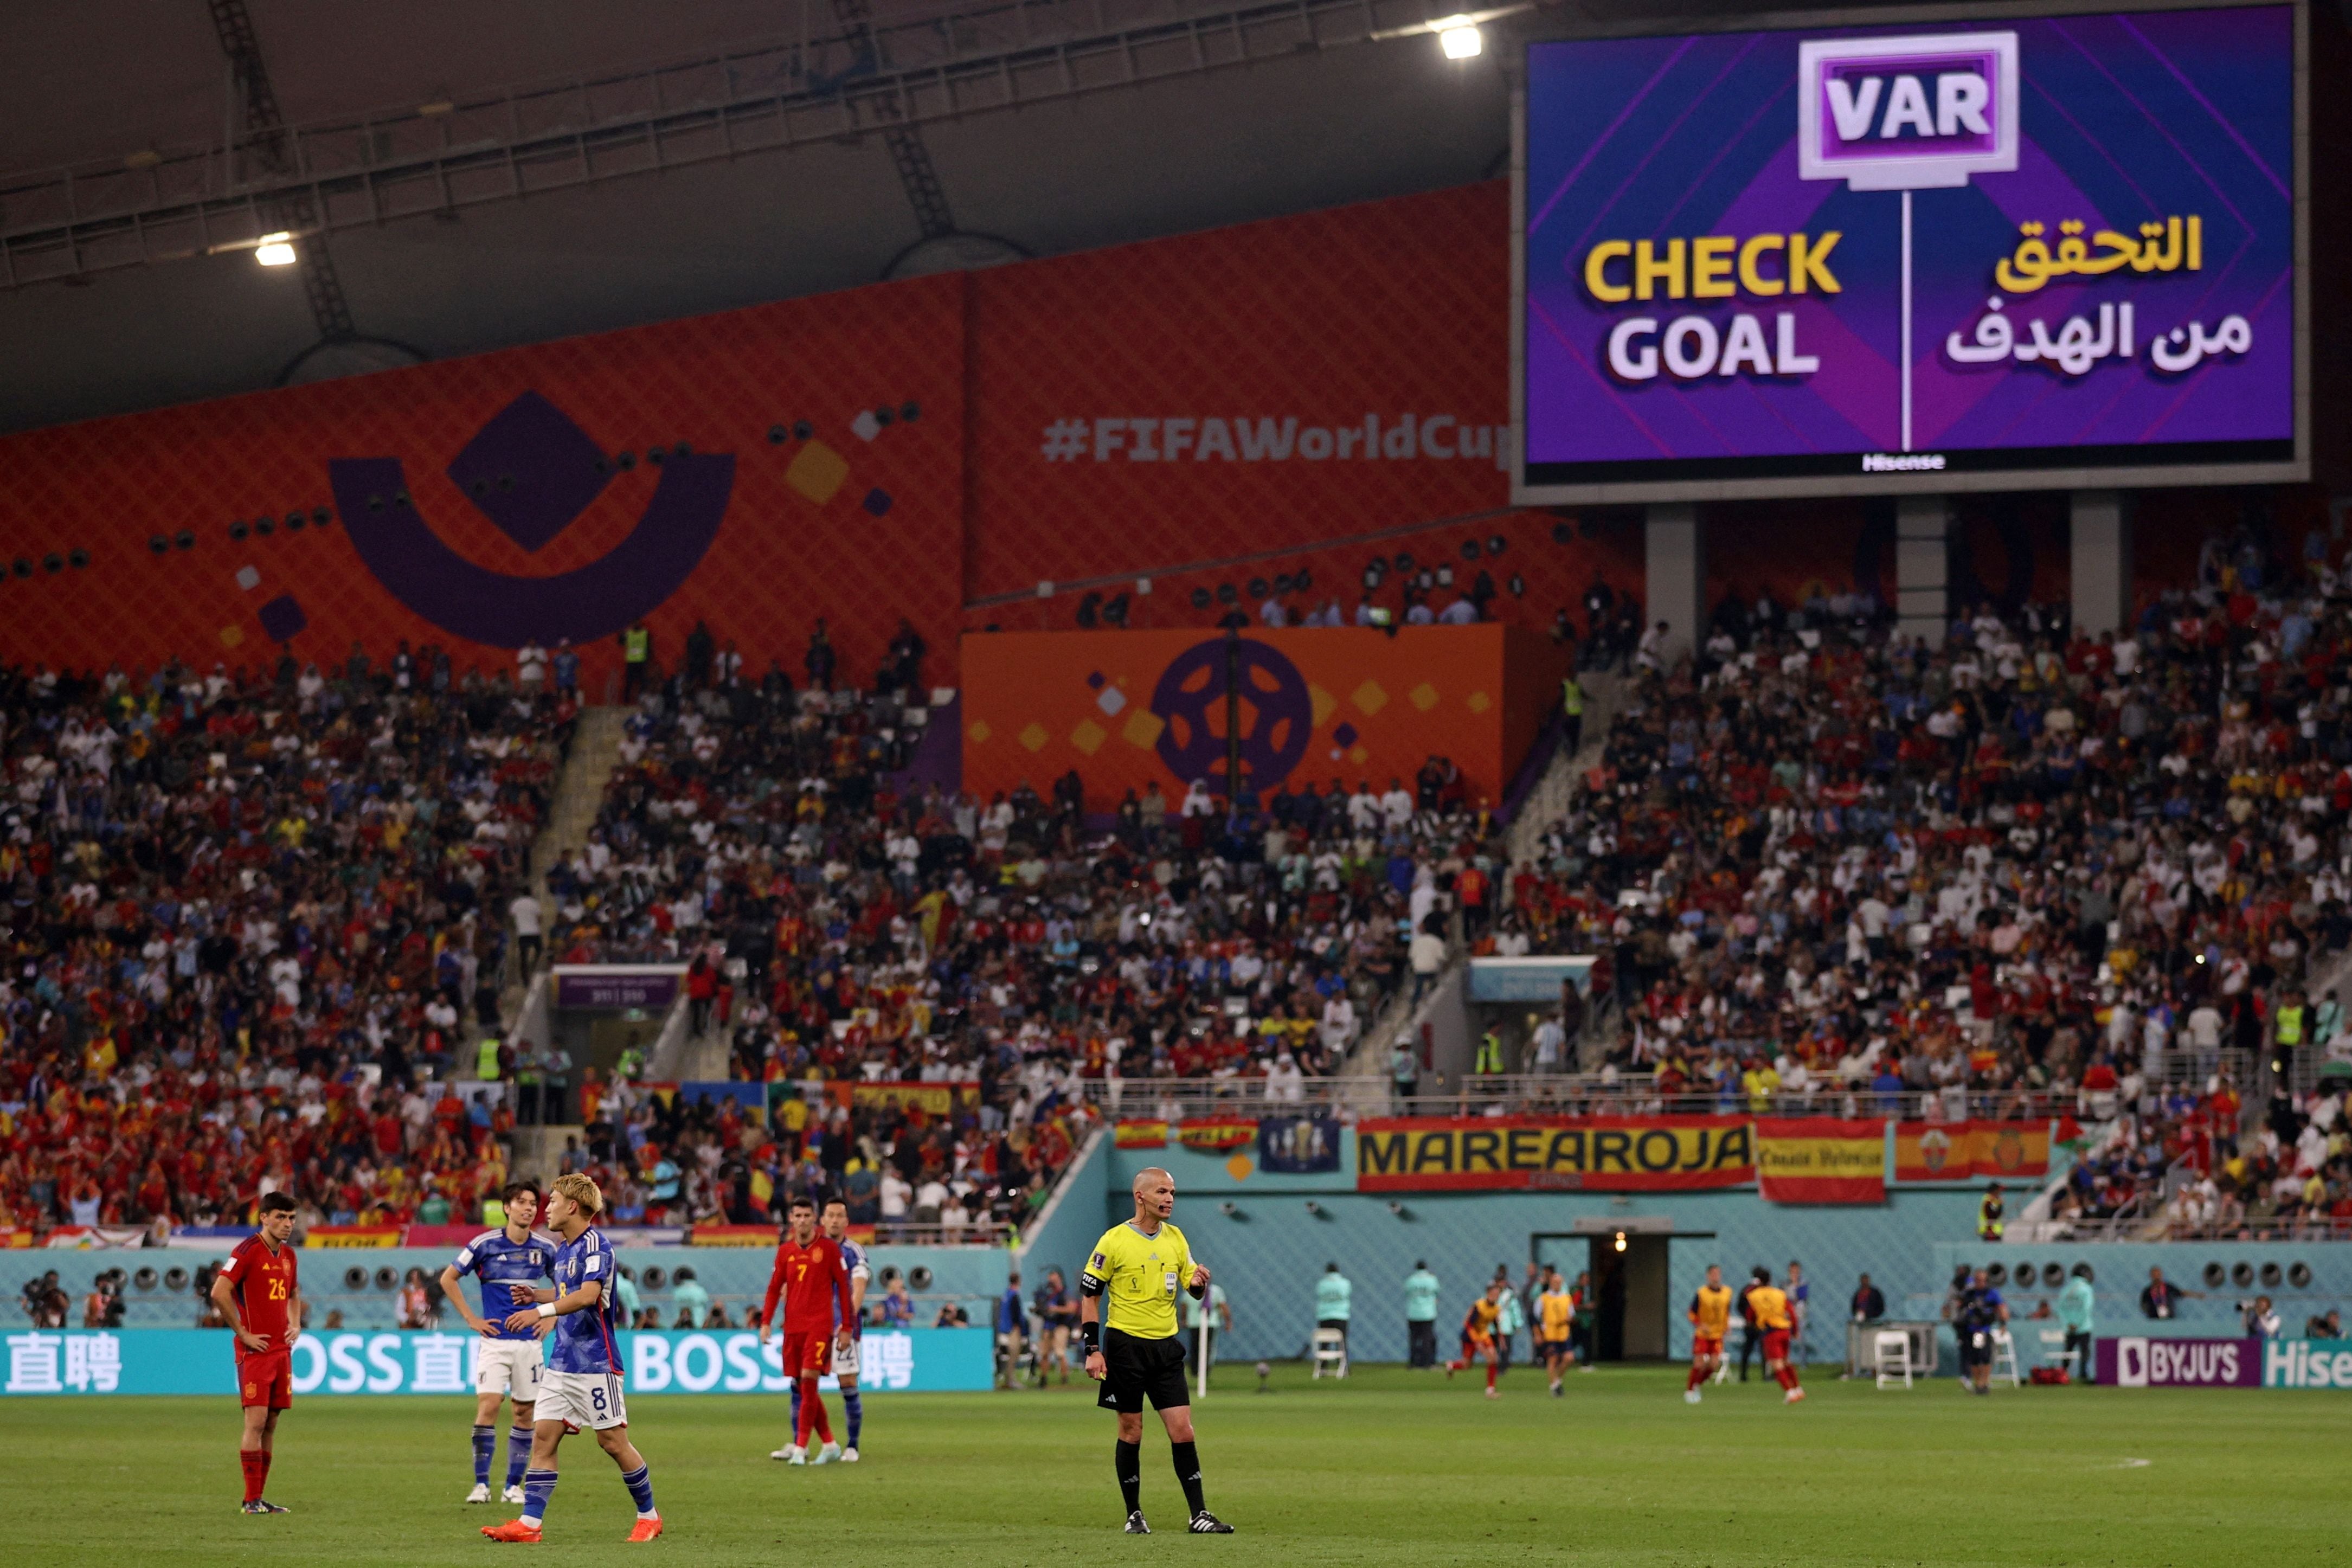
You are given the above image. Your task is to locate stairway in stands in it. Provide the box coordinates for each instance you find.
[505,703,631,1174]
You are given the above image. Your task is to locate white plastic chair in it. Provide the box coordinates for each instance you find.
[1873,1329,1913,1389]
[1990,1328,2022,1389]
[1310,1327,1348,1379]
[2035,1328,2073,1376]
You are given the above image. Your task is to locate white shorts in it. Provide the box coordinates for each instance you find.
[537,1369,628,1431]
[476,1338,545,1401]
[831,1336,861,1380]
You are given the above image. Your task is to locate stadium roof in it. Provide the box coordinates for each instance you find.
[0,0,2132,434]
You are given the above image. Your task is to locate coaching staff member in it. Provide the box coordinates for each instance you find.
[1081,1167,1235,1535]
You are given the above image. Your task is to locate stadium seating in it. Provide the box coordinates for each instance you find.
[1499,579,2352,1233]
[0,653,572,1230]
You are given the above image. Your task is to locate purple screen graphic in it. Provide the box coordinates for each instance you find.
[1520,6,2297,489]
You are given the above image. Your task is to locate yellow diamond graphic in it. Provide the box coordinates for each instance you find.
[1018,722,1050,752]
[784,440,850,504]
[1466,690,1492,714]
[1070,719,1107,756]
[1309,684,1338,725]
[1224,1153,1254,1181]
[219,625,245,648]
[1352,679,1389,715]
[1410,683,1440,712]
[1122,708,1166,748]
[967,721,992,744]
[1348,745,1368,764]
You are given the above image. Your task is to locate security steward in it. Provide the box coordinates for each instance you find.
[1081,1167,1234,1536]
[1976,1182,2005,1242]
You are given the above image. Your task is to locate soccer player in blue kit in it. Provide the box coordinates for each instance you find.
[440,1181,556,1505]
[782,1199,875,1461]
[481,1173,664,1544]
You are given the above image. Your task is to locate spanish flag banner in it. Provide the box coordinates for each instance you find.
[1176,1116,1258,1153]
[1969,1120,2051,1180]
[1755,1119,1886,1205]
[1115,1120,1171,1149]
[1894,1121,1974,1183]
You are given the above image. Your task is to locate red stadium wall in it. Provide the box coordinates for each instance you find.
[0,275,969,695]
[960,626,1567,811]
[0,181,2301,689]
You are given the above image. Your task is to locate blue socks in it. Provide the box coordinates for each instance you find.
[843,1390,863,1449]
[789,1379,801,1438]
[621,1463,656,1518]
[506,1426,532,1489]
[521,1468,558,1526]
[472,1425,495,1487]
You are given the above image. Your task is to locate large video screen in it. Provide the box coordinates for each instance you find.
[1514,3,2304,501]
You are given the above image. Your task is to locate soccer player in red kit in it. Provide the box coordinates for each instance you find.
[759,1195,853,1464]
[210,1191,303,1514]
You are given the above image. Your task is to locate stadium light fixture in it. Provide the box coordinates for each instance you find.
[1612,1230,1628,1252]
[254,233,297,267]
[1437,20,1482,57]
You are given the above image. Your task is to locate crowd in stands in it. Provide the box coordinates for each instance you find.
[0,649,571,1231]
[15,517,2352,1246]
[526,619,1503,1228]
[1508,523,2352,1233]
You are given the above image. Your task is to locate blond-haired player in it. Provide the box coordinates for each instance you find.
[480,1173,665,1544]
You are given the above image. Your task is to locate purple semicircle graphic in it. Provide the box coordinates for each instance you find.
[327,453,734,648]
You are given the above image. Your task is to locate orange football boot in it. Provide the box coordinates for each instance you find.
[626,1516,665,1543]
[481,1519,543,1543]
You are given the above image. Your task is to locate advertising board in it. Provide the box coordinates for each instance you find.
[0,1328,991,1396]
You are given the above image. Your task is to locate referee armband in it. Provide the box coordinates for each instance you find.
[1078,1271,1106,1297]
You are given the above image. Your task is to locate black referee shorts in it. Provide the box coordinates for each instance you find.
[1097,1326,1191,1414]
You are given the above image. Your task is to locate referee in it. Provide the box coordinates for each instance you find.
[1081,1167,1235,1535]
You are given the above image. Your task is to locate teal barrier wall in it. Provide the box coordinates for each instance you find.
[0,1327,993,1396]
[11,1244,1012,1332]
[1929,1241,2352,1339]
[1006,1138,1998,1363]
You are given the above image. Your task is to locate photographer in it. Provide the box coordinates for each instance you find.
[1954,1268,2008,1396]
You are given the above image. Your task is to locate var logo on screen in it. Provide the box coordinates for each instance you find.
[1798,33,2017,190]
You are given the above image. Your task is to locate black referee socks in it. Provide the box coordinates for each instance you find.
[1115,1439,1142,1515]
[1171,1441,1206,1516]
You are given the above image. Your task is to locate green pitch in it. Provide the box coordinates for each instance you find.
[6,1365,2335,1565]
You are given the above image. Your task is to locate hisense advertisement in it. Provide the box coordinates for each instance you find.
[1513,2,2306,500]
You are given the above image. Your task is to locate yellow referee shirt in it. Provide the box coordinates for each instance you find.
[1538,1288,1576,1341]
[1081,1220,1196,1340]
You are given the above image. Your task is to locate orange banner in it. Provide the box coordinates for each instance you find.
[686,1225,780,1247]
[303,1226,404,1248]
[1970,1120,2052,1181]
[1176,1117,1258,1153]
[1894,1122,1972,1182]
[1895,1121,2051,1182]
[961,625,1566,813]
[1115,1120,1170,1148]
[1755,1118,1887,1204]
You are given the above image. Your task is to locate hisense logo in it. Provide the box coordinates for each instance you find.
[1861,452,1946,472]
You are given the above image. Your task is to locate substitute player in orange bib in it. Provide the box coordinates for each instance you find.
[1685,1264,1734,1403]
[1743,1266,1804,1404]
[1445,1281,1508,1398]
[211,1191,303,1514]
